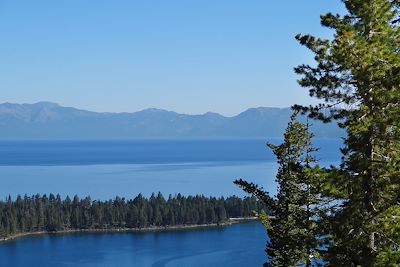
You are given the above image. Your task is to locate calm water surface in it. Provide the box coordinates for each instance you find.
[0,139,341,199]
[0,222,266,267]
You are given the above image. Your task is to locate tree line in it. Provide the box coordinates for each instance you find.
[235,0,400,266]
[0,193,263,239]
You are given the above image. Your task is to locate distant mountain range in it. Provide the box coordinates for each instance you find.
[0,102,342,139]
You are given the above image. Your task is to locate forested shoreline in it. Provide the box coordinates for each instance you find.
[0,193,263,240]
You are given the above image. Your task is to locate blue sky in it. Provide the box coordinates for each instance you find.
[0,1,345,116]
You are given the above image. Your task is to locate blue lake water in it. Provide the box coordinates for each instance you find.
[0,139,341,199]
[0,139,342,266]
[0,222,267,267]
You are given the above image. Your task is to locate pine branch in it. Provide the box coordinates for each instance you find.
[233,179,275,209]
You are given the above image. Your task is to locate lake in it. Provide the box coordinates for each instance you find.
[0,222,267,267]
[0,139,341,266]
[0,139,341,199]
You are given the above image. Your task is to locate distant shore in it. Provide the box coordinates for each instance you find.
[0,217,258,243]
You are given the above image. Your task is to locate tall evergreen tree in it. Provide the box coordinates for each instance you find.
[235,113,326,267]
[294,0,400,265]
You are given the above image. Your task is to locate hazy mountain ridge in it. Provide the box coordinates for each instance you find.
[0,102,342,139]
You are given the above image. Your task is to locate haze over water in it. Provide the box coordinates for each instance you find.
[0,139,341,199]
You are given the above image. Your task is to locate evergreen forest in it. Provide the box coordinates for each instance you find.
[0,193,262,240]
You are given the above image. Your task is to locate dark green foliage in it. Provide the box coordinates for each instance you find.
[0,193,262,239]
[295,0,400,265]
[235,114,327,267]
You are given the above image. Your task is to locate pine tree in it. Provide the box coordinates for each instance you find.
[235,113,326,266]
[294,0,400,265]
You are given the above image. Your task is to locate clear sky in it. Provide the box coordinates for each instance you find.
[0,1,345,116]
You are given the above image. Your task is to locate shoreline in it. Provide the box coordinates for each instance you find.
[0,217,258,243]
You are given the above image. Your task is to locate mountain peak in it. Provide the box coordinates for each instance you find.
[140,108,169,113]
[31,102,60,108]
[243,107,286,113]
[202,111,225,118]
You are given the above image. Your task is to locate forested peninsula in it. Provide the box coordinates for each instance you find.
[0,193,263,241]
